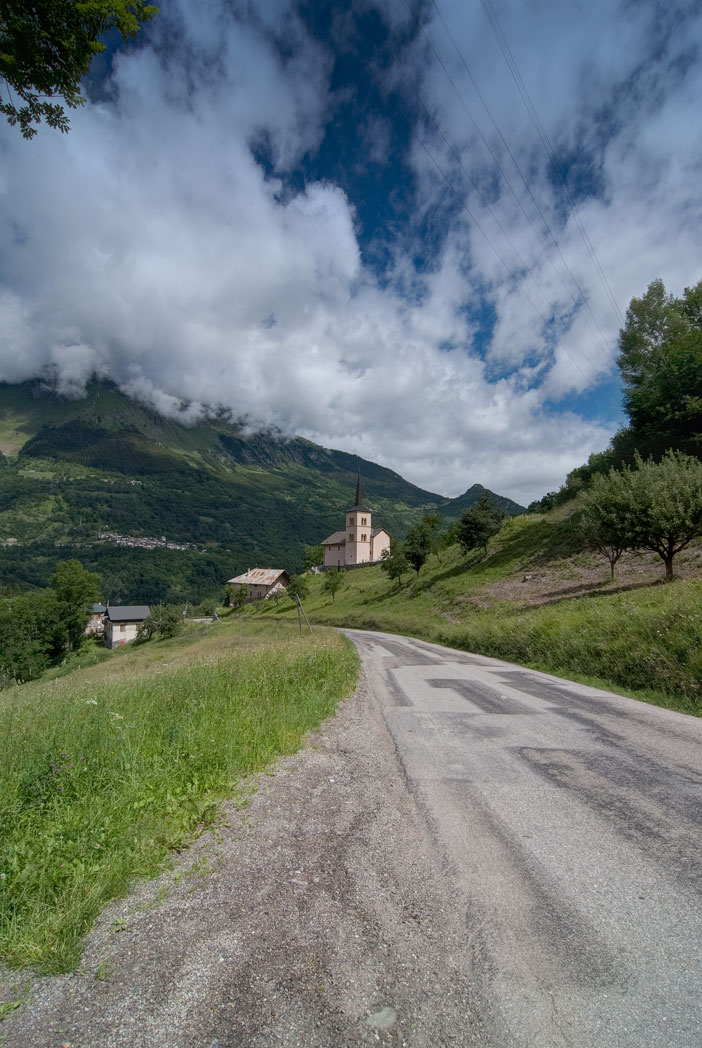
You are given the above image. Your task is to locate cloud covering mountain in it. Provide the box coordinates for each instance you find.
[1,0,700,504]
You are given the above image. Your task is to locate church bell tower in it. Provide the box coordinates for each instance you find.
[345,473,372,565]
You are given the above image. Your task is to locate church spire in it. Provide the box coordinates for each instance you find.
[348,468,369,512]
[355,471,363,509]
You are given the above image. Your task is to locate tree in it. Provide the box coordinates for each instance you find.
[627,451,702,580]
[380,541,409,588]
[421,513,443,562]
[403,522,432,576]
[227,585,247,612]
[303,545,324,572]
[286,574,309,602]
[1,1,159,139]
[323,568,344,603]
[580,477,634,578]
[457,494,503,555]
[617,279,702,459]
[0,590,66,685]
[50,558,101,650]
[581,452,702,581]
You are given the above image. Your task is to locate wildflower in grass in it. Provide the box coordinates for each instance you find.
[86,700,98,706]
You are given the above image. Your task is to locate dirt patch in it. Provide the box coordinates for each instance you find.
[477,545,702,609]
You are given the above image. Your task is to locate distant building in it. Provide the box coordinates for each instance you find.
[104,606,151,649]
[85,603,106,636]
[227,568,290,601]
[320,475,391,569]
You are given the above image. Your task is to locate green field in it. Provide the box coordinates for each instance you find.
[0,619,358,973]
[259,514,702,717]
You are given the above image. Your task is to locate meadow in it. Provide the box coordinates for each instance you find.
[263,514,702,717]
[0,619,358,973]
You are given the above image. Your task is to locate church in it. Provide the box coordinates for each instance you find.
[320,476,391,569]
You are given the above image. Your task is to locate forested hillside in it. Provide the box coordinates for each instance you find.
[0,379,523,603]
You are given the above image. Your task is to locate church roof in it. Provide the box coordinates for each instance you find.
[321,532,347,546]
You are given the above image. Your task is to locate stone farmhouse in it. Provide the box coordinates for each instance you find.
[321,476,391,569]
[227,568,290,601]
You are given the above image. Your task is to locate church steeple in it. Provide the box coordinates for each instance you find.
[345,471,372,565]
[349,470,370,512]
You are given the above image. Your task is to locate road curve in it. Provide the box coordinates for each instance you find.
[346,629,702,1048]
[2,630,700,1048]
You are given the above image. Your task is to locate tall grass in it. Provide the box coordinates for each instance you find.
[432,580,702,715]
[263,552,702,716]
[0,625,358,973]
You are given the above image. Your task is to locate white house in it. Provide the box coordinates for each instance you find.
[104,606,151,649]
[320,476,391,569]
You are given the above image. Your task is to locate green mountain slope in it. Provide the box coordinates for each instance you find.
[0,378,524,602]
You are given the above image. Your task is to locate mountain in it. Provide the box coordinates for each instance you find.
[0,378,524,603]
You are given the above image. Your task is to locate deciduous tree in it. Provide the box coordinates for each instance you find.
[1,0,158,139]
[618,279,702,459]
[581,451,702,581]
[457,494,503,555]
[50,558,102,650]
[323,568,344,602]
[380,541,409,588]
[403,522,432,576]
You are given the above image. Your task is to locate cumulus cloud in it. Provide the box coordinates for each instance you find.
[0,0,700,504]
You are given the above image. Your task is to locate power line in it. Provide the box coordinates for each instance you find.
[480,0,624,325]
[426,0,615,352]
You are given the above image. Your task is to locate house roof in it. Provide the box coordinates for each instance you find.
[321,532,347,546]
[227,568,289,586]
[371,528,389,537]
[91,604,107,614]
[106,605,150,622]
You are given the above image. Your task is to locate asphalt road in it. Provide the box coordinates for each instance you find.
[347,629,702,1048]
[3,629,701,1048]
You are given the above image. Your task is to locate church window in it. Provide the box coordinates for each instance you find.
[361,533,367,541]
[361,517,367,525]
[349,534,354,541]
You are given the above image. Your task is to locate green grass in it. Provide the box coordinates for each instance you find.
[258,519,702,717]
[0,619,358,973]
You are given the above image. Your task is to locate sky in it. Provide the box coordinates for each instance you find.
[1,0,701,506]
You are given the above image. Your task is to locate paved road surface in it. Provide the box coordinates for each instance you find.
[3,630,701,1047]
[348,630,702,1048]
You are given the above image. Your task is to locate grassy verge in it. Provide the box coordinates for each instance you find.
[0,621,358,973]
[259,529,702,717]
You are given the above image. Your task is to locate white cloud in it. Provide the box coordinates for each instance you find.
[0,0,700,505]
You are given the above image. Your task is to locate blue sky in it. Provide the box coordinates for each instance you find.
[1,0,701,504]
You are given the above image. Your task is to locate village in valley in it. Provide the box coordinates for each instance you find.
[89,475,390,648]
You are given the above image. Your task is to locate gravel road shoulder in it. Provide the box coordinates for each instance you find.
[1,660,504,1048]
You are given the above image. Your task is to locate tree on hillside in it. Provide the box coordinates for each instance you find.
[323,568,344,603]
[421,513,444,563]
[457,494,503,555]
[582,452,702,581]
[225,584,247,611]
[50,558,102,650]
[580,477,635,578]
[403,522,432,576]
[617,279,702,459]
[287,574,309,602]
[380,541,409,588]
[0,591,66,685]
[1,1,159,139]
[303,545,324,572]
